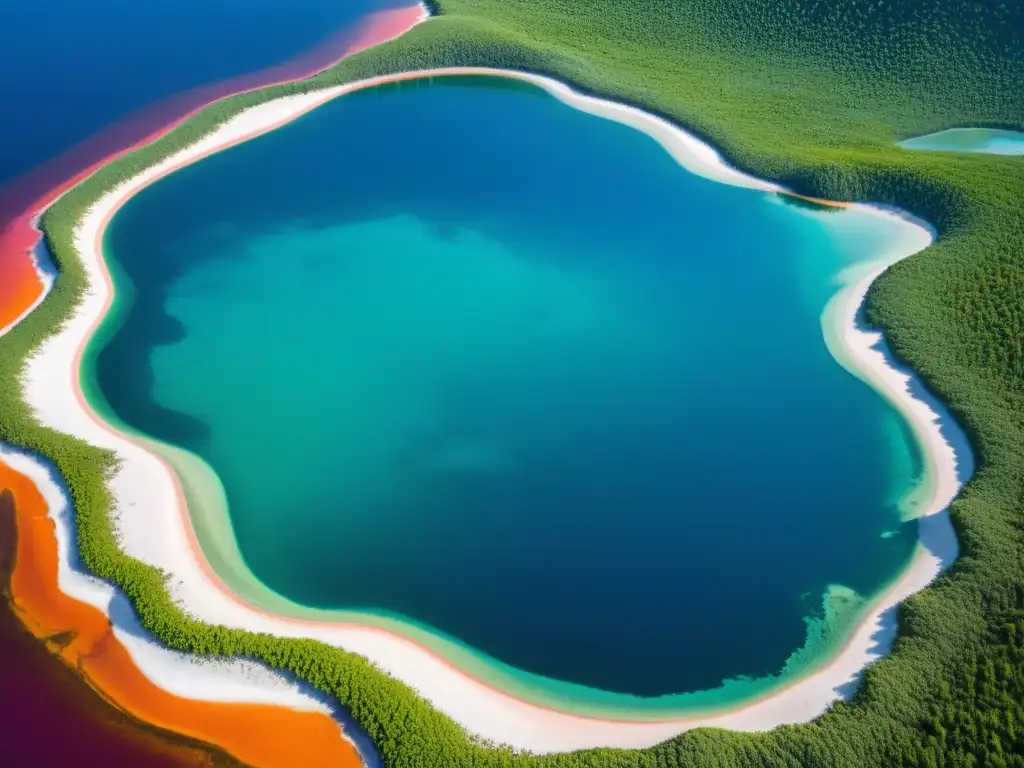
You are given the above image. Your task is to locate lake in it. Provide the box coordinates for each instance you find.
[96,78,922,706]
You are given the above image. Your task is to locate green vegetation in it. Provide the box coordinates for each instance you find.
[1,1,1021,765]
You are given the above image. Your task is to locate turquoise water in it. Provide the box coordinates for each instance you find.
[98,78,921,700]
[899,127,1024,154]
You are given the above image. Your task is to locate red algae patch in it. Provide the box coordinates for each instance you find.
[1,462,364,768]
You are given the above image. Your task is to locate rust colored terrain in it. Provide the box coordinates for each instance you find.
[0,465,362,768]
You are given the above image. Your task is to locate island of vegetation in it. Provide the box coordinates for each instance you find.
[0,1,1021,766]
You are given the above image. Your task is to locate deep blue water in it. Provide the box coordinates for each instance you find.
[99,79,920,698]
[0,0,392,186]
[899,127,1024,154]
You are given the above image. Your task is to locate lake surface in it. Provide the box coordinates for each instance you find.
[98,78,921,701]
[899,127,1024,155]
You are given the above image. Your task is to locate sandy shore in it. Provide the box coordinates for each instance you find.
[13,65,973,753]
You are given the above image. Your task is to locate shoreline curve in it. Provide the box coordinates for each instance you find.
[16,65,974,753]
[0,455,368,768]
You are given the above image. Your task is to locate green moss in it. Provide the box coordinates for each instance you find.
[2,1,1022,765]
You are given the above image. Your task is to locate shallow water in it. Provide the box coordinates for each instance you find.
[0,492,213,767]
[899,127,1024,155]
[98,78,921,700]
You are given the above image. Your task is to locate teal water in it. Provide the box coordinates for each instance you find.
[899,127,1024,154]
[98,78,921,700]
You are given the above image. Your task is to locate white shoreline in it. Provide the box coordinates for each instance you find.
[10,66,973,753]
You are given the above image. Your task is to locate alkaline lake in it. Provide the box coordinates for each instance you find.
[96,78,922,702]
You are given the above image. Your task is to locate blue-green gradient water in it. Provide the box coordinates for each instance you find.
[99,79,920,698]
[899,127,1024,155]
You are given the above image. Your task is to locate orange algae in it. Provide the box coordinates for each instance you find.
[0,491,234,767]
[0,213,46,331]
[1,460,363,768]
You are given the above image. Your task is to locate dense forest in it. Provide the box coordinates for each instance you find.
[1,0,1021,766]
